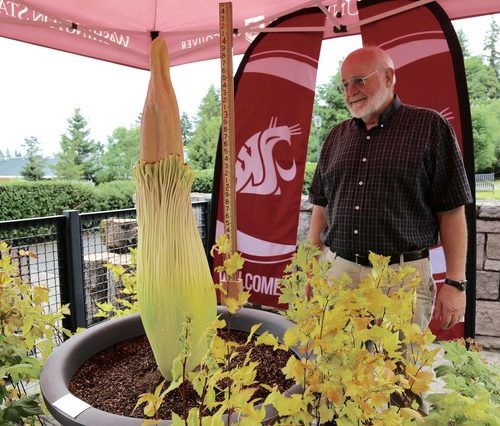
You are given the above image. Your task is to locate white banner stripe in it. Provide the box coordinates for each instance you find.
[243,57,317,90]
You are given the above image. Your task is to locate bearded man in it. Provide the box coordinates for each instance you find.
[308,47,472,331]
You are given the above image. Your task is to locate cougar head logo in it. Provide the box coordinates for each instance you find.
[236,117,301,195]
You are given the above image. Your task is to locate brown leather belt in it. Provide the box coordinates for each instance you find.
[335,248,429,267]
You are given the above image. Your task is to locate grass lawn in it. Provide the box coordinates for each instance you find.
[475,180,500,201]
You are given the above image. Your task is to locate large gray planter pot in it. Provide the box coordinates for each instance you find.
[40,307,300,425]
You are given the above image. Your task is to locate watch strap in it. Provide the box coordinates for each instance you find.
[444,278,467,291]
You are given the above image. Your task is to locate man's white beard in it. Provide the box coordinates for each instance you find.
[348,87,390,120]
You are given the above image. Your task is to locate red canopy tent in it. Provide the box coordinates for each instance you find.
[1,0,499,69]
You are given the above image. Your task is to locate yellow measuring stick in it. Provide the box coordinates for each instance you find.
[219,2,237,254]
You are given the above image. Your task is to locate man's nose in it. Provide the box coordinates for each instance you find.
[346,82,359,97]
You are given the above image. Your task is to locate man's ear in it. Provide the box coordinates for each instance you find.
[385,67,396,87]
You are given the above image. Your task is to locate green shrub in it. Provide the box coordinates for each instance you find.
[0,243,70,424]
[0,180,95,221]
[192,168,214,193]
[302,162,317,195]
[93,180,136,211]
[0,180,137,222]
[0,163,315,222]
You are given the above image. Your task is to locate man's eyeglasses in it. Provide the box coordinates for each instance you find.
[337,68,382,94]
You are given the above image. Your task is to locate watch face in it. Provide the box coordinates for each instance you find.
[445,279,467,291]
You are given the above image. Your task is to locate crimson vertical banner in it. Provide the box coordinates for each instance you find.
[358,0,476,339]
[210,8,325,307]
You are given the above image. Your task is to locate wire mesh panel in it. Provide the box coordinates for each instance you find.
[0,216,66,328]
[80,209,137,326]
[79,202,210,326]
[192,200,211,254]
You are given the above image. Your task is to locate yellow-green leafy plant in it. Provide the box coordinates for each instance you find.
[265,242,439,425]
[134,235,286,425]
[134,313,285,425]
[211,233,249,313]
[425,339,500,425]
[0,241,70,425]
[95,248,139,319]
[134,37,216,381]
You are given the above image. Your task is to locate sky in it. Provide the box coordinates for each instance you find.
[0,13,498,157]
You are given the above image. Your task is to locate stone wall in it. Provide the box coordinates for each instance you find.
[475,201,500,349]
[297,197,500,349]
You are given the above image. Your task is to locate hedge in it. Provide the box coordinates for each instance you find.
[303,162,316,195]
[192,169,214,193]
[93,180,136,212]
[0,164,318,221]
[0,180,135,221]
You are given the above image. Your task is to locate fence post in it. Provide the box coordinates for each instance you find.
[204,199,212,259]
[62,210,87,331]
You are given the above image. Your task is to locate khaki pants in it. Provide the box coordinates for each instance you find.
[324,251,436,331]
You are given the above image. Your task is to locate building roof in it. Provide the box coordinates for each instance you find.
[0,157,57,179]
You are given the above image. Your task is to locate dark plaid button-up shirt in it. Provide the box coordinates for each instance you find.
[309,96,473,256]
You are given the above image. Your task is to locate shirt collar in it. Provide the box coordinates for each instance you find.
[353,94,401,129]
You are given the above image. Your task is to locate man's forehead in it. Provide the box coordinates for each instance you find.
[341,58,375,79]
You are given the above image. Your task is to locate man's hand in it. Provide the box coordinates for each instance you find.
[433,285,466,329]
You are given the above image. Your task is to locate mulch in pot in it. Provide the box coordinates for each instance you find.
[69,329,295,420]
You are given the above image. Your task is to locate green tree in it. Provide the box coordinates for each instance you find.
[21,136,46,181]
[472,101,500,172]
[464,56,500,103]
[307,68,350,161]
[486,100,500,172]
[53,108,102,182]
[181,112,193,146]
[187,85,221,170]
[456,29,471,58]
[483,18,500,79]
[97,124,140,183]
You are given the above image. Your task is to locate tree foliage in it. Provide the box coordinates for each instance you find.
[187,85,221,170]
[456,29,471,58]
[181,112,194,146]
[97,124,139,183]
[52,108,102,182]
[458,26,500,172]
[21,136,46,181]
[307,68,350,162]
[472,102,498,172]
[465,56,500,103]
[483,18,500,79]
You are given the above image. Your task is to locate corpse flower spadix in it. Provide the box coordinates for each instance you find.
[134,37,217,380]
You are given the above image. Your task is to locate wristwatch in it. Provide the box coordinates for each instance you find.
[444,278,467,291]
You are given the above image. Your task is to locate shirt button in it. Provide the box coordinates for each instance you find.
[366,135,371,140]
[362,158,367,162]
[355,205,360,210]
[358,181,363,186]
[380,124,384,128]
[353,230,359,235]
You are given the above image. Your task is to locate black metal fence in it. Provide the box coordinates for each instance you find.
[0,201,211,332]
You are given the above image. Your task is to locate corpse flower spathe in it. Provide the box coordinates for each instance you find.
[134,37,217,380]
